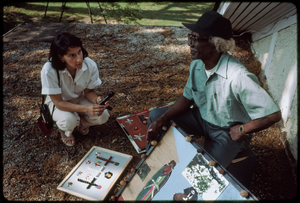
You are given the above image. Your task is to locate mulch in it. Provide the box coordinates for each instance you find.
[2,22,297,201]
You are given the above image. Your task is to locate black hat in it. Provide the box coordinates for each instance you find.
[182,11,233,40]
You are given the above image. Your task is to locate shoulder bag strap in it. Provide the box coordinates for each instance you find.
[51,69,60,114]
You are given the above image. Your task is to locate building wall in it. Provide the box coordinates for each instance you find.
[252,22,298,161]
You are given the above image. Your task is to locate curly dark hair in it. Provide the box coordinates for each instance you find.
[49,32,88,70]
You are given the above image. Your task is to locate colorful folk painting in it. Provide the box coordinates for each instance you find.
[182,153,229,200]
[137,161,151,181]
[116,101,175,154]
[57,146,132,200]
[117,112,150,152]
[136,160,176,201]
[120,126,257,201]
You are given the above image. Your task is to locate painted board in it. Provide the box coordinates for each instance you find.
[57,146,132,200]
[119,126,258,201]
[182,153,229,200]
[116,101,175,154]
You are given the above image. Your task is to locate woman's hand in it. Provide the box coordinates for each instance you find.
[87,96,110,116]
[95,96,102,104]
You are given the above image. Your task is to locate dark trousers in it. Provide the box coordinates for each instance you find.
[148,107,252,168]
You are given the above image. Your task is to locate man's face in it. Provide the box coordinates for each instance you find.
[188,32,215,60]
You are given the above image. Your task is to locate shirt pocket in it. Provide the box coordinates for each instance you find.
[75,81,88,94]
[218,99,234,121]
[192,89,206,108]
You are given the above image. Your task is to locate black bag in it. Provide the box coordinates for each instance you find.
[37,69,60,137]
[37,113,53,137]
[40,103,54,129]
[37,102,55,137]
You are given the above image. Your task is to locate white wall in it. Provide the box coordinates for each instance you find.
[216,2,297,161]
[251,18,298,161]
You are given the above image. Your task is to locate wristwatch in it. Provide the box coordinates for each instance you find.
[239,125,249,136]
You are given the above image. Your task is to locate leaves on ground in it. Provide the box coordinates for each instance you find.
[2,23,296,201]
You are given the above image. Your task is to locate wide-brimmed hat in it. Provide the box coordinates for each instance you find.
[182,11,233,40]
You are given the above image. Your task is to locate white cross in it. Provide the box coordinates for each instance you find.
[144,177,162,199]
[133,133,145,141]
[125,119,134,125]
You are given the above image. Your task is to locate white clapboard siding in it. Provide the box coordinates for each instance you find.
[234,2,280,32]
[223,2,241,18]
[246,3,296,31]
[230,2,260,28]
[218,2,296,34]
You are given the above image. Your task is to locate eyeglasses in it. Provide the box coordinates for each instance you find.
[188,34,209,45]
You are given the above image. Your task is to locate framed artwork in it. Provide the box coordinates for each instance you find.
[57,146,132,200]
[116,101,175,154]
[182,153,229,200]
[116,125,258,201]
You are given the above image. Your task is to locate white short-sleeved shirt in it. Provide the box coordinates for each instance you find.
[41,57,102,103]
[183,52,280,127]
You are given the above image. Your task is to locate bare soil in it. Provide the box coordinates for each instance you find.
[2,22,297,201]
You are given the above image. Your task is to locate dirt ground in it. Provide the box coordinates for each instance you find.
[2,21,297,201]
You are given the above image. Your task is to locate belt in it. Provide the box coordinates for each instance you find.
[207,122,231,132]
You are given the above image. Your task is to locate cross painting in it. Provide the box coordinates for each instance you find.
[116,101,175,153]
[116,112,150,153]
[57,146,132,200]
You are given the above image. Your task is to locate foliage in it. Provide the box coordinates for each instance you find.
[98,2,143,24]
[183,154,227,198]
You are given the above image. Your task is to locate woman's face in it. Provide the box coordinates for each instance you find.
[59,46,83,71]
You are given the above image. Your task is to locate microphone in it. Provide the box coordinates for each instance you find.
[98,91,114,110]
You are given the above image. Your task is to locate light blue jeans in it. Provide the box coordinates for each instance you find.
[148,107,252,168]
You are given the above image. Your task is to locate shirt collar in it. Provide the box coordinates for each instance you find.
[61,60,88,81]
[214,52,229,79]
[195,52,229,79]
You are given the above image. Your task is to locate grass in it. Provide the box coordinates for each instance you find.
[119,2,214,26]
[2,2,214,33]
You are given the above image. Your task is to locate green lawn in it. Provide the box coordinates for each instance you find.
[3,2,214,30]
[120,2,214,26]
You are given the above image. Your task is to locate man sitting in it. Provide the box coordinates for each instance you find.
[147,11,281,168]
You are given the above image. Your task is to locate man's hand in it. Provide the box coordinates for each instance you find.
[229,124,249,142]
[229,111,281,142]
[146,118,165,144]
[146,95,193,144]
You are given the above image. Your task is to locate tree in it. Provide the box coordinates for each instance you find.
[97,1,142,24]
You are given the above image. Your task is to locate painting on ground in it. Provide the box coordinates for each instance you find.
[182,153,229,200]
